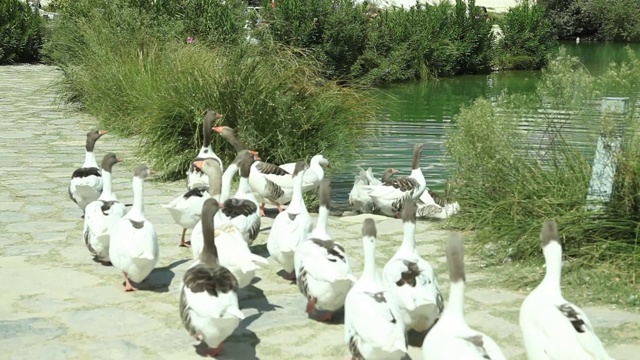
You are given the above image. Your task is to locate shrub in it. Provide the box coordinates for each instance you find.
[261,0,495,84]
[45,0,377,179]
[540,0,640,41]
[495,0,557,70]
[446,48,640,289]
[0,0,46,64]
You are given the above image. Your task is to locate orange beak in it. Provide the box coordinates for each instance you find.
[193,160,204,170]
[392,168,398,173]
[117,157,124,162]
[215,113,223,119]
[249,150,261,160]
[212,126,223,133]
[326,163,331,169]
[149,169,156,175]
[99,130,107,135]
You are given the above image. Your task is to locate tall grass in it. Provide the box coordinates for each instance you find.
[46,0,377,179]
[446,48,640,295]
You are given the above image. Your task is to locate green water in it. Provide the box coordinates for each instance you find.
[332,41,640,207]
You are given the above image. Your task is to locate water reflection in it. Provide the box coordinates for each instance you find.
[331,42,640,208]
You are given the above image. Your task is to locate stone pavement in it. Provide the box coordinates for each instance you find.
[1,65,639,359]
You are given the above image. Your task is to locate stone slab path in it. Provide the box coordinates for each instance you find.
[1,65,638,359]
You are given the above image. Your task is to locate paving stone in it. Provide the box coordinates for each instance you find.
[78,339,146,360]
[11,343,78,360]
[0,317,66,352]
[5,221,76,233]
[57,308,163,337]
[4,244,54,256]
[466,288,525,305]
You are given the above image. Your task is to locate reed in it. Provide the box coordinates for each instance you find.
[45,0,377,179]
[446,48,640,305]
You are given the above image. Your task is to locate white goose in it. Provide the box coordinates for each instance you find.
[363,144,426,218]
[295,179,356,322]
[349,168,397,214]
[163,160,219,247]
[279,154,331,193]
[519,220,614,360]
[190,159,224,259]
[266,161,313,280]
[382,199,443,333]
[422,233,506,360]
[190,158,267,289]
[109,165,159,292]
[179,198,245,358]
[83,153,127,265]
[186,110,224,190]
[69,129,107,217]
[213,126,293,215]
[345,218,407,360]
[215,150,262,246]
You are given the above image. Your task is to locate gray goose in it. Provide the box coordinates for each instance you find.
[179,198,245,357]
[68,129,107,217]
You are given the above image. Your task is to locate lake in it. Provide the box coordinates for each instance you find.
[331,41,640,209]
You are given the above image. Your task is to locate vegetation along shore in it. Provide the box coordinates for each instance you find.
[3,0,640,313]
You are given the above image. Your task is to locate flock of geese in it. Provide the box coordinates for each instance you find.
[66,110,616,359]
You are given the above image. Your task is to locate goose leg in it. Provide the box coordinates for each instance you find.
[206,343,223,357]
[306,297,317,314]
[260,203,266,217]
[284,271,296,281]
[276,202,283,213]
[179,228,190,247]
[316,311,333,322]
[123,273,137,292]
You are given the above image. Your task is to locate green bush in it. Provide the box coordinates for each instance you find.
[261,0,495,84]
[496,0,557,70]
[45,0,377,179]
[540,0,640,41]
[446,48,640,289]
[0,0,46,64]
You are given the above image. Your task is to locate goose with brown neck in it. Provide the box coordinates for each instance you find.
[83,153,127,265]
[215,150,262,246]
[213,126,330,216]
[69,129,107,217]
[186,110,224,190]
[344,218,408,360]
[179,198,245,358]
[267,161,314,281]
[294,179,357,322]
[382,198,443,333]
[163,157,224,248]
[363,144,427,218]
[421,233,506,359]
[189,156,268,288]
[109,164,159,292]
[519,221,614,360]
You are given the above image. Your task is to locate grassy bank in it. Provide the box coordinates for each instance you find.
[45,0,376,179]
[445,48,640,307]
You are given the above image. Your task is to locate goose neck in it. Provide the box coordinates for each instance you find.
[98,170,115,201]
[311,206,329,238]
[237,176,251,195]
[442,281,465,320]
[398,221,416,253]
[129,177,145,219]
[362,238,377,280]
[83,151,98,168]
[287,172,305,213]
[541,242,563,287]
[200,209,219,264]
[220,163,237,202]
